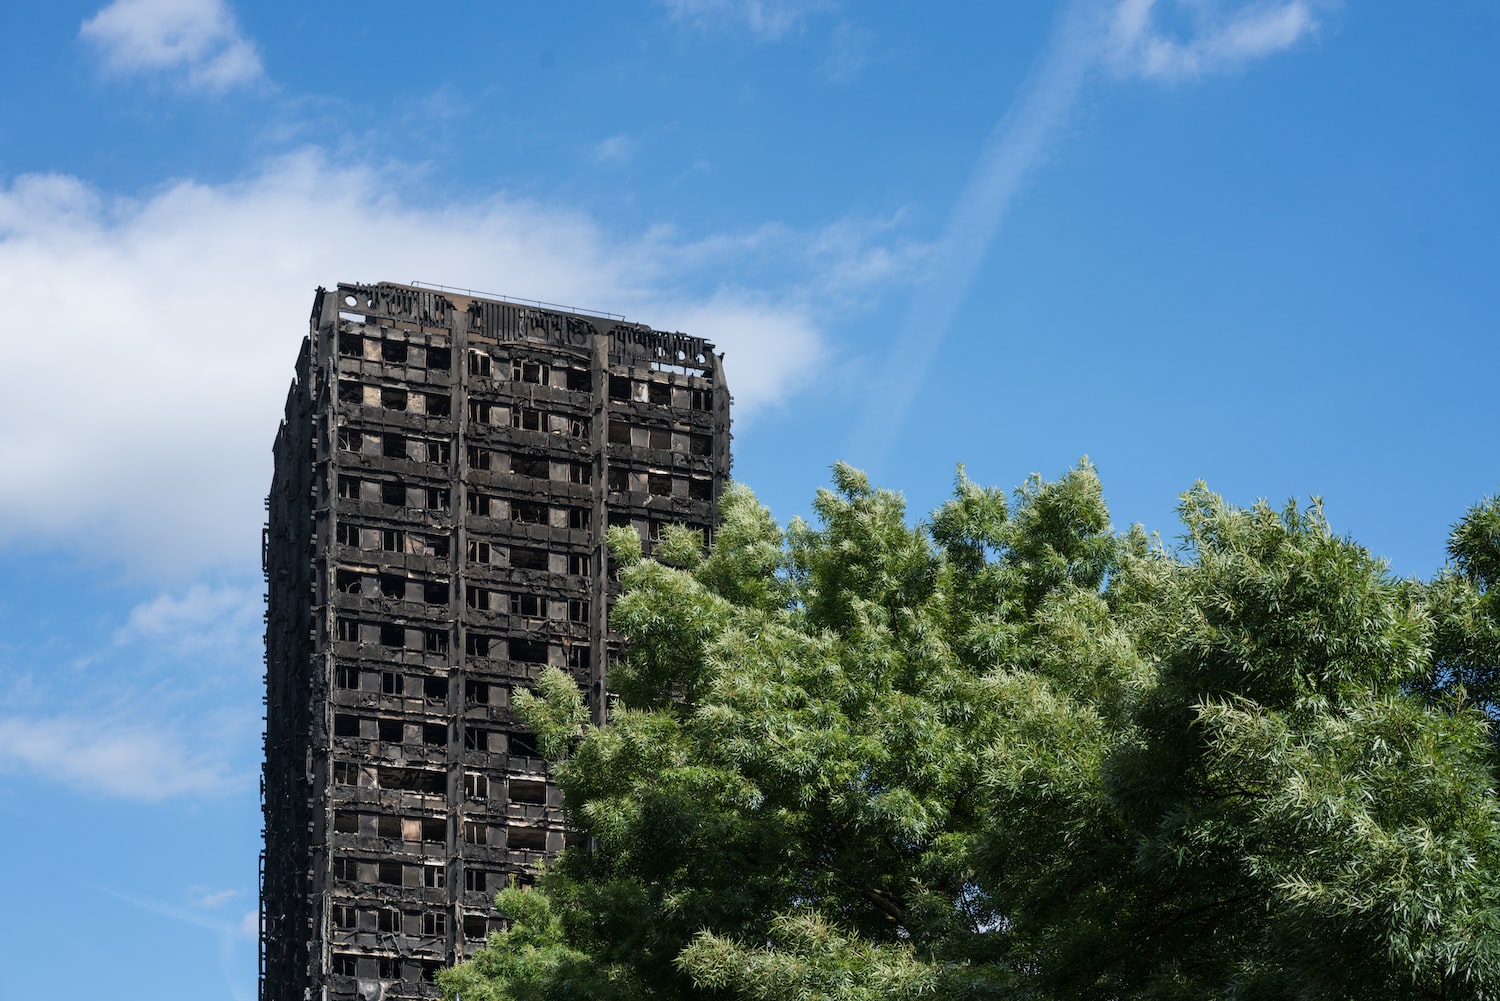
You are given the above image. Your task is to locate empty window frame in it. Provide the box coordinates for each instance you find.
[688,432,712,456]
[338,380,362,404]
[421,912,446,936]
[422,487,451,511]
[381,671,404,695]
[607,467,629,492]
[338,332,363,357]
[382,433,406,459]
[466,634,493,658]
[508,826,546,851]
[464,680,490,706]
[647,471,673,496]
[510,546,549,571]
[511,500,547,524]
[466,540,493,564]
[468,351,492,377]
[424,392,452,418]
[509,779,547,805]
[381,340,408,364]
[426,346,451,371]
[608,375,630,401]
[425,629,449,653]
[468,446,494,471]
[512,406,544,432]
[464,772,490,800]
[467,400,493,425]
[381,480,406,506]
[512,359,548,384]
[337,428,363,453]
[565,368,591,392]
[567,598,589,623]
[647,427,672,451]
[647,382,671,405]
[567,553,590,576]
[466,585,494,611]
[509,593,544,618]
[568,462,592,485]
[509,639,549,665]
[467,490,493,516]
[337,475,362,500]
[511,455,549,479]
[381,387,408,411]
[688,477,713,501]
[607,421,631,445]
[464,818,491,844]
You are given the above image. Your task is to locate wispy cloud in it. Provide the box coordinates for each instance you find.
[822,20,874,84]
[80,0,264,91]
[1108,0,1317,80]
[116,584,261,653]
[657,0,829,41]
[190,886,241,909]
[100,885,257,1001]
[592,134,639,165]
[851,0,1322,462]
[0,714,241,800]
[0,151,881,576]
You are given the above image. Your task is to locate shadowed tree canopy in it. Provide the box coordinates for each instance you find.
[441,465,1500,1001]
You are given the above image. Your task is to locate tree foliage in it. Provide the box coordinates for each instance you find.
[441,465,1500,1001]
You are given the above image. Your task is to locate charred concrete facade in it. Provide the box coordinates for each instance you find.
[262,282,730,1001]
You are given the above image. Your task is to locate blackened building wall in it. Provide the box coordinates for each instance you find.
[262,282,731,1001]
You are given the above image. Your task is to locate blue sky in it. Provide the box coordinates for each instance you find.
[0,1,1496,998]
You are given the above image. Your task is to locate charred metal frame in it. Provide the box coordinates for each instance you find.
[262,282,731,1001]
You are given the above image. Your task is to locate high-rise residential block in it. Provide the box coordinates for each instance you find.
[261,282,731,1001]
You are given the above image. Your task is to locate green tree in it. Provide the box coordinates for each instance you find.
[441,466,1500,1001]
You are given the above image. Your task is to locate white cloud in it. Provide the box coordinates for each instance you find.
[190,887,241,909]
[238,909,259,938]
[592,134,638,165]
[657,0,828,41]
[0,714,238,800]
[850,0,1323,462]
[822,21,873,84]
[1107,0,1316,81]
[0,152,858,576]
[117,584,261,653]
[80,0,263,91]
